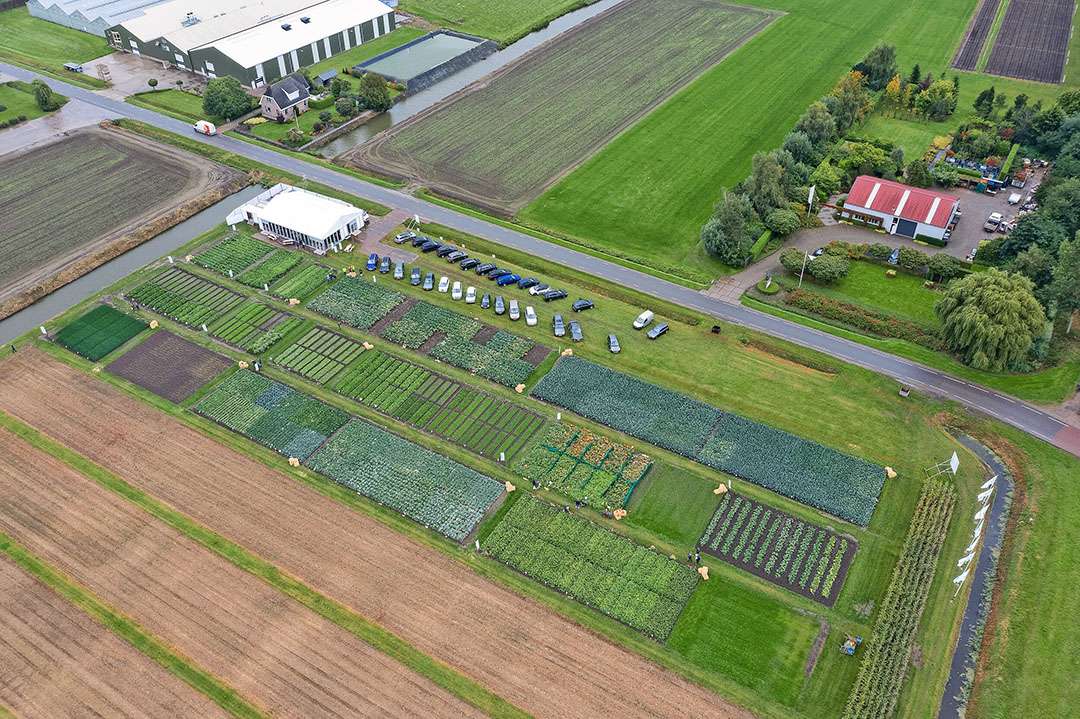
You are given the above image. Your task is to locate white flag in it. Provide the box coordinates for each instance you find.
[974,504,988,521]
[965,536,980,554]
[953,569,970,586]
[972,520,983,540]
[981,475,998,490]
[958,552,976,568]
[977,487,994,504]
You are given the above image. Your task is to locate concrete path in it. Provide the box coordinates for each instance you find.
[4,60,1078,457]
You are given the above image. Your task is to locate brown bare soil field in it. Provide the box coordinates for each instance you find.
[107,330,232,403]
[0,126,246,320]
[0,555,231,719]
[0,349,753,719]
[0,424,487,719]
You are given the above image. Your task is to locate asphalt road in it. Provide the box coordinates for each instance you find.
[4,61,1079,456]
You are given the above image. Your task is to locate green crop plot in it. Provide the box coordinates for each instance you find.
[352,0,778,212]
[193,234,272,276]
[308,275,405,329]
[209,301,301,352]
[54,305,147,361]
[126,267,244,328]
[236,249,302,288]
[274,327,365,384]
[271,264,334,300]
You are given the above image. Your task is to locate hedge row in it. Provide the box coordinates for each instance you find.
[784,289,945,350]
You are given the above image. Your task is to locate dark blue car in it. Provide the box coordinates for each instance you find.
[496,273,521,287]
[366,253,378,271]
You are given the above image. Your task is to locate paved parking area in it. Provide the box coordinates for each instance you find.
[86,52,203,100]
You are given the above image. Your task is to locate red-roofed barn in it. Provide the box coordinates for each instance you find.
[841,175,959,241]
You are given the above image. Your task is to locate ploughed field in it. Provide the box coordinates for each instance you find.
[951,0,1002,70]
[0,426,485,719]
[0,128,240,308]
[348,0,778,212]
[983,0,1074,82]
[0,350,752,719]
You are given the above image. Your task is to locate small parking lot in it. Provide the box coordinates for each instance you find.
[945,178,1041,259]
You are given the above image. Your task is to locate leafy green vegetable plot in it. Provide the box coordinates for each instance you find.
[54,305,147,361]
[236,250,301,288]
[193,234,272,276]
[308,275,405,329]
[483,495,699,640]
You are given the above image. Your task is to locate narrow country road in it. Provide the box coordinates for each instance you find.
[4,62,1079,457]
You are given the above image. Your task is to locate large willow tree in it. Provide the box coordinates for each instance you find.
[935,268,1047,370]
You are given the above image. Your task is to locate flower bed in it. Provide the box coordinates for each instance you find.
[305,418,504,541]
[784,289,945,350]
[308,276,405,329]
[483,495,699,640]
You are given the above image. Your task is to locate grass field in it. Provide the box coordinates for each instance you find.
[126,89,239,125]
[0,8,110,88]
[398,0,590,45]
[785,260,942,326]
[0,80,67,127]
[350,0,777,213]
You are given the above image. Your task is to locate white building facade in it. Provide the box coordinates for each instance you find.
[227,183,368,254]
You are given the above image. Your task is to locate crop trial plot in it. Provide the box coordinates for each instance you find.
[54,304,147,362]
[308,275,406,329]
[107,331,232,403]
[126,267,244,328]
[950,0,1001,71]
[273,327,366,384]
[305,418,505,541]
[698,491,856,607]
[209,301,302,353]
[194,370,348,459]
[236,249,302,288]
[483,495,699,640]
[532,356,885,525]
[192,234,272,276]
[515,422,650,507]
[983,0,1073,83]
[271,264,335,300]
[333,349,544,461]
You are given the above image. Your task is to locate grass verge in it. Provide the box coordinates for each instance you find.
[126,89,237,125]
[0,411,534,719]
[0,7,110,89]
[0,527,268,719]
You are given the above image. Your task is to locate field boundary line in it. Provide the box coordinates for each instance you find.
[0,527,269,719]
[0,411,535,719]
[977,0,1011,70]
[0,701,17,719]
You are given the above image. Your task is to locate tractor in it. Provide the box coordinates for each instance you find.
[840,635,862,656]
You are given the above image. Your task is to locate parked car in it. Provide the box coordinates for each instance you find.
[379,256,391,274]
[451,281,462,300]
[421,240,441,253]
[394,262,404,280]
[647,323,669,340]
[887,248,899,265]
[481,293,491,309]
[475,262,498,275]
[366,253,379,271]
[508,299,520,320]
[568,320,583,342]
[394,231,416,244]
[445,250,468,263]
[525,306,537,326]
[553,314,565,337]
[465,286,477,304]
[529,283,551,296]
[633,310,654,329]
[517,277,539,290]
[608,334,621,353]
[812,247,825,257]
[496,273,521,287]
[412,236,430,247]
[423,272,435,291]
[494,296,506,315]
[488,268,512,281]
[460,258,480,270]
[543,289,568,302]
[410,267,422,286]
[436,245,457,258]
[438,276,450,293]
[984,212,1003,231]
[572,299,595,312]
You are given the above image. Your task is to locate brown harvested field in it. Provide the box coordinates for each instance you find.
[0,349,752,719]
[107,330,232,403]
[0,127,245,319]
[0,555,231,719]
[0,424,488,719]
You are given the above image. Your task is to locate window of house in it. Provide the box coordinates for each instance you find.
[110,31,121,45]
[205,61,215,71]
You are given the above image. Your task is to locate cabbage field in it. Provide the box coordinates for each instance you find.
[308,275,406,330]
[532,356,885,525]
[483,495,699,640]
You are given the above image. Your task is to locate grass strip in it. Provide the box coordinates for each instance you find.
[0,411,534,719]
[111,119,396,215]
[0,528,268,719]
[0,702,16,719]
[976,0,1011,71]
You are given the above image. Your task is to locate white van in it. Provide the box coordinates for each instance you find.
[193,120,217,136]
[632,310,654,330]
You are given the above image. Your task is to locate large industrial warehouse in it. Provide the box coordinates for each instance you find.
[105,0,396,87]
[26,0,168,36]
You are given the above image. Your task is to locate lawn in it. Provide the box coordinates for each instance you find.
[852,112,954,163]
[127,89,236,125]
[0,80,66,127]
[249,108,332,142]
[398,0,592,45]
[786,259,942,326]
[306,27,426,77]
[351,0,778,214]
[0,7,110,88]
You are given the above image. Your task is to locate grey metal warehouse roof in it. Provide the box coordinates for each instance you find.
[28,0,171,35]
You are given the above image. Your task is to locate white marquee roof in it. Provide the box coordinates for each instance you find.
[230,184,366,239]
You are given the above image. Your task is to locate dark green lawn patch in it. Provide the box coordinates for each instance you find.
[55,305,147,361]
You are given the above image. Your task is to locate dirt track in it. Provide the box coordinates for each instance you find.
[0,350,754,719]
[0,555,231,719]
[0,424,486,719]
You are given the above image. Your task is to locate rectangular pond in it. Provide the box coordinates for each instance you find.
[355,31,496,93]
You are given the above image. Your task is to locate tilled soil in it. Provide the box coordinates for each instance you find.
[0,555,231,719]
[0,350,753,719]
[0,423,486,719]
